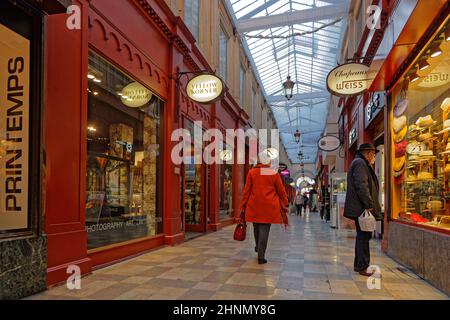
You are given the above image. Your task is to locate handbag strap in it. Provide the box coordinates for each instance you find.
[240,211,246,223]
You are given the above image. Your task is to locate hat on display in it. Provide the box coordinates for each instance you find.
[417,132,432,142]
[393,125,408,143]
[419,150,434,157]
[394,99,409,117]
[440,97,450,112]
[418,171,433,180]
[394,171,406,185]
[416,115,434,128]
[394,156,406,172]
[357,143,379,153]
[407,125,420,139]
[445,163,450,174]
[395,140,408,157]
[393,115,407,133]
[444,119,450,129]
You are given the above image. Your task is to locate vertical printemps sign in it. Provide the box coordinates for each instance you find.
[0,24,30,231]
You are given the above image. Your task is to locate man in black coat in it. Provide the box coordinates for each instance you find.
[344,143,383,277]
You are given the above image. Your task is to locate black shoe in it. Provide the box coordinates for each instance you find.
[258,258,268,264]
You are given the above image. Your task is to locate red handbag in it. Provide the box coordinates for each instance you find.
[233,212,246,241]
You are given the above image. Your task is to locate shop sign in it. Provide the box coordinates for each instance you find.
[121,82,152,108]
[365,93,385,127]
[219,149,233,161]
[349,127,358,147]
[0,24,30,231]
[186,73,224,104]
[417,62,449,88]
[326,63,376,97]
[318,135,341,152]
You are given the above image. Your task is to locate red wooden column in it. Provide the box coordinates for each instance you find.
[163,43,184,245]
[45,0,92,286]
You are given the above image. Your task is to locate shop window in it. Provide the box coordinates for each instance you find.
[0,0,42,238]
[219,144,233,221]
[391,26,450,231]
[85,51,164,249]
[184,119,202,226]
[184,0,199,40]
[219,26,228,83]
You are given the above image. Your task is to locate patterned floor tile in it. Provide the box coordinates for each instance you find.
[26,213,449,300]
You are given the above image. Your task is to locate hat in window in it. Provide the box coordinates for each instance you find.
[395,140,408,157]
[394,99,408,117]
[393,115,407,133]
[394,170,406,184]
[416,115,435,128]
[394,156,406,172]
[440,97,450,112]
[393,125,408,143]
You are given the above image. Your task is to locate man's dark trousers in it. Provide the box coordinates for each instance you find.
[354,219,372,272]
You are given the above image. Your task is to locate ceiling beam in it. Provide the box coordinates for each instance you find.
[237,3,348,32]
[267,91,330,102]
[238,0,281,20]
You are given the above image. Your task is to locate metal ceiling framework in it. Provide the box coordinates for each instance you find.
[228,0,349,164]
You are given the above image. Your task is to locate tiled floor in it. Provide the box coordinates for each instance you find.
[28,212,449,300]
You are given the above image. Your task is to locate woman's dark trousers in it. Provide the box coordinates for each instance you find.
[354,219,372,272]
[253,223,271,260]
[295,204,302,216]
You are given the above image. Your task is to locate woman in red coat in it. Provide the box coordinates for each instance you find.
[239,153,289,264]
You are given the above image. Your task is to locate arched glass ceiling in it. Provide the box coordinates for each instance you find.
[228,0,349,164]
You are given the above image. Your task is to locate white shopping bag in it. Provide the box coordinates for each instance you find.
[358,210,377,232]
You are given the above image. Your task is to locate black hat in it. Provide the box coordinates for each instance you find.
[357,143,379,153]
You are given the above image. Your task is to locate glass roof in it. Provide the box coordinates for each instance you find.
[228,0,349,163]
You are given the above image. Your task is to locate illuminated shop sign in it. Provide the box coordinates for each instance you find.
[417,62,449,88]
[0,24,30,231]
[186,74,224,104]
[318,135,341,152]
[349,127,358,147]
[326,63,377,97]
[121,82,152,108]
[365,93,385,127]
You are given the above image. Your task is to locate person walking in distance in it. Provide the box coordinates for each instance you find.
[302,194,309,215]
[294,192,303,216]
[239,152,289,264]
[343,143,383,277]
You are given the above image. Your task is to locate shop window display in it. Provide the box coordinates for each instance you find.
[219,144,233,221]
[391,25,450,231]
[85,51,163,249]
[184,120,202,226]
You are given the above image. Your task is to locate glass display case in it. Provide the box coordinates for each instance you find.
[390,32,450,231]
[330,172,347,229]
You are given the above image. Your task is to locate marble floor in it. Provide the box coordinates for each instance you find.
[28,212,449,300]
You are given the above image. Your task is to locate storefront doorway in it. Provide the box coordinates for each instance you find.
[182,119,208,237]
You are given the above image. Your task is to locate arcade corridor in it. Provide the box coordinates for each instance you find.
[28,213,448,300]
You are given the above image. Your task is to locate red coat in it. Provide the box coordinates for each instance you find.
[239,164,289,224]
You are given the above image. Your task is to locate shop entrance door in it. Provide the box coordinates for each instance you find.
[184,162,208,233]
[182,119,208,235]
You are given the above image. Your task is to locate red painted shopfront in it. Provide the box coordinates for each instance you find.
[44,0,249,286]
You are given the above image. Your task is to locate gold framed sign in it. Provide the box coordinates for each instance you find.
[326,63,375,97]
[186,74,224,104]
